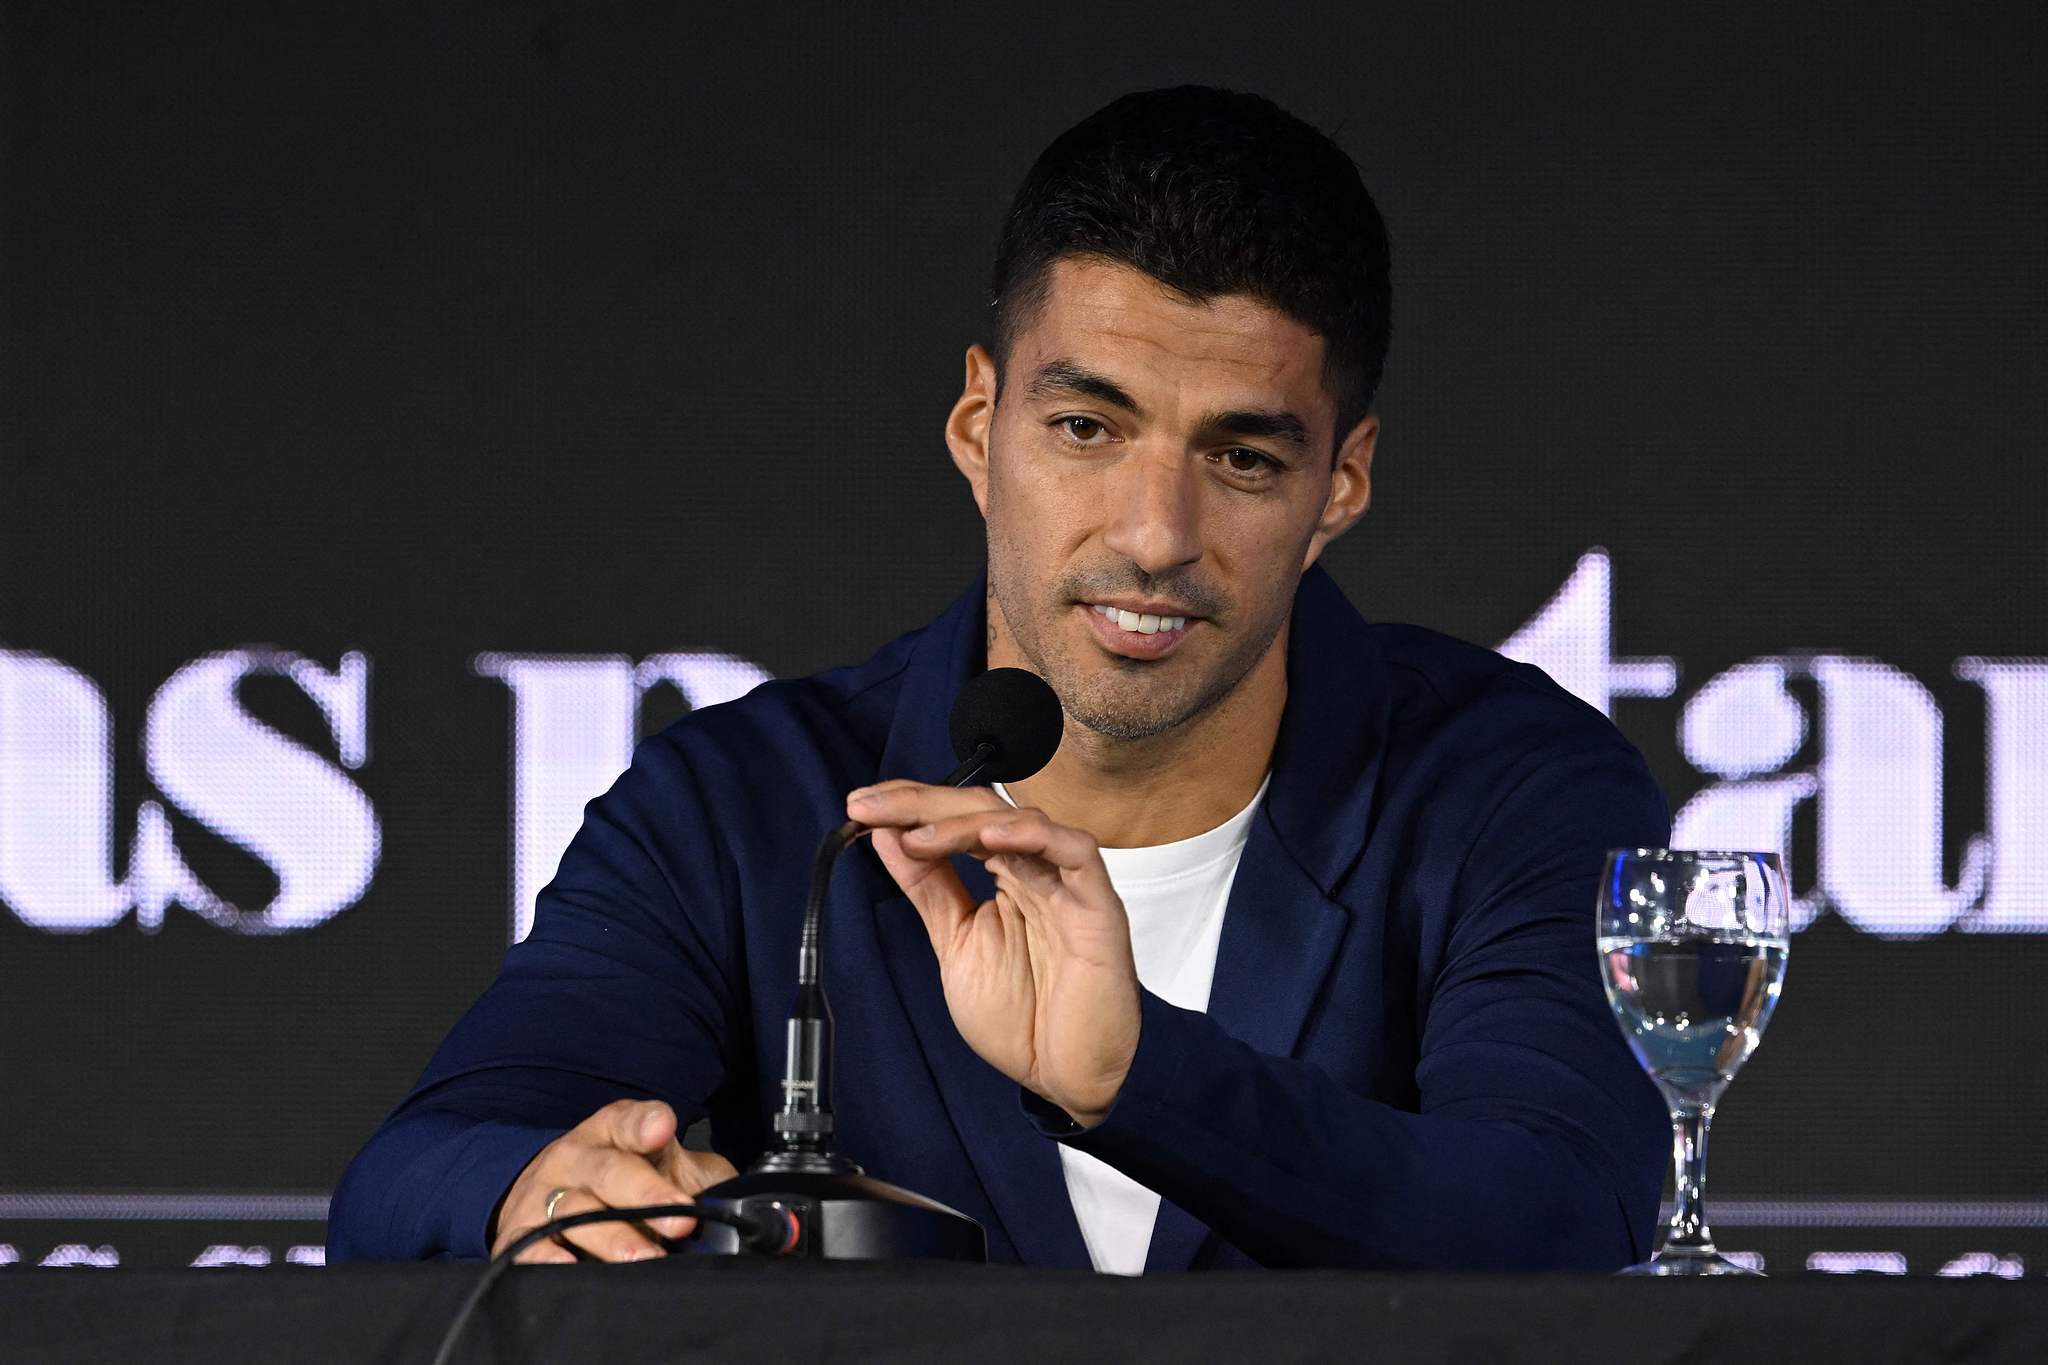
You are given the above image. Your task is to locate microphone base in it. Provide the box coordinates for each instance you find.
[684,1153,987,1262]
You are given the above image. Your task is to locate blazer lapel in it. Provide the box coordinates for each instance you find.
[1141,812,1353,1272]
[864,571,1092,1269]
[873,862,1093,1269]
[1145,566,1391,1272]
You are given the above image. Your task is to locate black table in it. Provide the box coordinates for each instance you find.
[6,1262,2046,1363]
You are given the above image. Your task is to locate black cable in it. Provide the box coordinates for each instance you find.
[427,1200,775,1365]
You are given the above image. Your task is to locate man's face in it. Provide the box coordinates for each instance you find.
[947,256,1375,741]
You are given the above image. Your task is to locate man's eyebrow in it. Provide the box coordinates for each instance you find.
[1023,359,1144,415]
[1023,356,1314,459]
[1197,407,1312,458]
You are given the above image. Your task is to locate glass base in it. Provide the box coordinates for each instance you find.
[1617,1247,1762,1277]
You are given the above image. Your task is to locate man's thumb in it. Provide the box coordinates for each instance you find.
[870,828,972,952]
[632,1101,676,1151]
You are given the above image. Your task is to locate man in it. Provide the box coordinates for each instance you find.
[329,86,1670,1271]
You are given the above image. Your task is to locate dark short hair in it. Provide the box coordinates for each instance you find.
[989,86,1392,458]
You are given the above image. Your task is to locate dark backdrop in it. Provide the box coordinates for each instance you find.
[3,2,2044,1274]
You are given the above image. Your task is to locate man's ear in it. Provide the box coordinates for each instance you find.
[945,344,999,517]
[1302,413,1378,570]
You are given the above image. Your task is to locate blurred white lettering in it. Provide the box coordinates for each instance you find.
[1953,661,2048,931]
[0,650,378,934]
[474,651,771,942]
[1504,553,2047,937]
[0,562,2036,942]
[1499,550,1678,717]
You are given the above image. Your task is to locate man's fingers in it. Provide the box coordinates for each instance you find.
[977,811,1117,897]
[658,1144,739,1194]
[848,780,1007,829]
[902,809,1117,901]
[897,810,1013,859]
[543,1186,669,1263]
[494,1102,747,1260]
[567,1144,700,1239]
[512,1239,577,1265]
[647,1143,740,1236]
[984,849,1064,901]
[871,826,976,949]
[588,1097,676,1155]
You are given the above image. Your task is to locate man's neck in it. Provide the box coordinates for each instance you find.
[992,634,1286,850]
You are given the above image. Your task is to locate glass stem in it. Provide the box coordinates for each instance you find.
[1664,1098,1717,1252]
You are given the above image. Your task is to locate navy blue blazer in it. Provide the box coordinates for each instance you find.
[329,565,1671,1270]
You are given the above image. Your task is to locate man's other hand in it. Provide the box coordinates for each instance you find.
[848,780,1141,1127]
[490,1099,738,1262]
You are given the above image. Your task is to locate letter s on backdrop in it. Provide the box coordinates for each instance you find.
[143,650,380,933]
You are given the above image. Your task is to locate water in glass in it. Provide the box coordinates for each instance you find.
[1597,849,1790,1276]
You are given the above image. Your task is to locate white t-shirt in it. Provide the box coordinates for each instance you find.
[993,774,1271,1275]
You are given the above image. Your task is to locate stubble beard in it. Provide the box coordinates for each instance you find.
[987,542,1286,745]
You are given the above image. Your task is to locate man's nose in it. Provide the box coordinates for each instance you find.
[1099,447,1203,577]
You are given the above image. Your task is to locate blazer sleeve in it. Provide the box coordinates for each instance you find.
[326,729,748,1262]
[1027,735,1673,1270]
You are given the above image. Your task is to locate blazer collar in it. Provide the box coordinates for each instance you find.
[869,570,1089,1266]
[1148,567,1389,1269]
[1260,561,1392,897]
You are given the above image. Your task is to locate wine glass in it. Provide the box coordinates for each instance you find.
[1597,849,1790,1276]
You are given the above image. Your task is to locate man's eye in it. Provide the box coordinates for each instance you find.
[1214,448,1277,476]
[1057,416,1106,443]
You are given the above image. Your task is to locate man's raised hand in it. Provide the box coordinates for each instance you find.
[490,1099,738,1262]
[848,780,1140,1126]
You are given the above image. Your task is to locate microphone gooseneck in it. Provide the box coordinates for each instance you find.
[768,668,1062,1165]
[681,669,1056,1263]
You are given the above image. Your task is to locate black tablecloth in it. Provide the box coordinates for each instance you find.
[5,1261,2046,1364]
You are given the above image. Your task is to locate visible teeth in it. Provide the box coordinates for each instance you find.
[1090,604,1188,634]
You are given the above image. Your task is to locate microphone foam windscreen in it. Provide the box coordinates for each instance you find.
[948,668,1064,783]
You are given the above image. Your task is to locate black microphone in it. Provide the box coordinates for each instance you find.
[684,668,1062,1262]
[944,665,1067,787]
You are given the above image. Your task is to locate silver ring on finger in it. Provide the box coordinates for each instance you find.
[542,1186,584,1255]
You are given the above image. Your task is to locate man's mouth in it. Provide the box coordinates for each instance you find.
[1081,602,1196,660]
[1087,602,1189,635]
